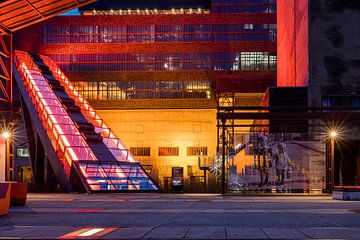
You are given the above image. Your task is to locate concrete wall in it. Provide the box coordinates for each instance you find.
[308,0,360,106]
[97,109,217,189]
[277,0,308,87]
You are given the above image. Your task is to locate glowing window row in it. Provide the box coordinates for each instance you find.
[73,80,212,100]
[49,52,277,72]
[42,23,276,43]
[130,147,208,157]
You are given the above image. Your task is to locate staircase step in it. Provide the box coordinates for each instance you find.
[47,80,61,87]
[75,122,95,132]
[64,105,81,112]
[43,74,57,81]
[59,97,75,105]
[51,85,65,91]
[82,132,103,142]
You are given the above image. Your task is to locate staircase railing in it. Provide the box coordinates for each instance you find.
[14,51,97,177]
[42,56,137,164]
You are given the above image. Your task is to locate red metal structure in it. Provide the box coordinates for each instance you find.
[0,0,97,105]
[13,51,158,192]
[0,0,96,182]
[13,7,277,109]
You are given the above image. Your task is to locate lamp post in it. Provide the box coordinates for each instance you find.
[330,130,337,193]
[2,131,11,181]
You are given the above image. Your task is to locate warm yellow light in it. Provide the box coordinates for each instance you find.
[330,130,337,138]
[2,131,11,139]
[77,228,105,237]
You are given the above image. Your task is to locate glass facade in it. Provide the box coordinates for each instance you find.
[322,95,360,111]
[73,80,211,100]
[48,52,276,72]
[211,0,277,13]
[43,23,276,44]
[227,132,326,192]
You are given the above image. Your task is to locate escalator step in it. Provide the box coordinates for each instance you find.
[82,132,103,142]
[60,97,75,105]
[34,61,46,68]
[43,74,57,81]
[75,122,95,132]
[47,80,61,87]
[38,65,50,70]
[41,70,52,75]
[52,85,65,91]
[64,105,81,112]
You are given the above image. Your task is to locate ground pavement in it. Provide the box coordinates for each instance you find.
[0,193,360,239]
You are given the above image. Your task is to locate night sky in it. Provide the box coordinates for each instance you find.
[79,0,211,11]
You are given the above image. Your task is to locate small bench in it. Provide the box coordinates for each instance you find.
[0,183,10,215]
[333,186,360,200]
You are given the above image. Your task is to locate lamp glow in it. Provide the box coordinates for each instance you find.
[330,130,337,138]
[2,131,11,139]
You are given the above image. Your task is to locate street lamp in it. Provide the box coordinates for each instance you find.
[329,130,337,193]
[1,131,12,181]
[330,130,337,138]
[2,131,11,139]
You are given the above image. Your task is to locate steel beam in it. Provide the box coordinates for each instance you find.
[0,34,12,104]
[217,112,360,121]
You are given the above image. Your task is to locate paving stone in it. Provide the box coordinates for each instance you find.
[104,227,152,239]
[0,226,39,237]
[297,228,350,239]
[262,228,308,239]
[226,227,269,239]
[337,228,360,239]
[144,227,189,239]
[23,227,79,239]
[186,227,226,239]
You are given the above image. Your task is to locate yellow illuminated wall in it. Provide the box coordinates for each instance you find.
[97,109,217,188]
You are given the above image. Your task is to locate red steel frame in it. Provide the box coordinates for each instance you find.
[14,51,158,191]
[0,34,12,104]
[42,56,138,164]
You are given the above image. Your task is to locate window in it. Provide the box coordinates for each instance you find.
[187,147,208,156]
[16,148,29,158]
[130,147,151,156]
[159,147,179,156]
[43,22,276,44]
[48,52,276,72]
[73,80,211,100]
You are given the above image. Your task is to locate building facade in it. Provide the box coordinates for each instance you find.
[277,0,360,188]
[14,0,277,191]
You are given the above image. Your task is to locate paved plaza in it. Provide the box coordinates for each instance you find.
[1,194,360,239]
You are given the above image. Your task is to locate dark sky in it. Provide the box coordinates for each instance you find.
[80,0,210,11]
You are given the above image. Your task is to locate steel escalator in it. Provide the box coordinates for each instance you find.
[13,51,159,193]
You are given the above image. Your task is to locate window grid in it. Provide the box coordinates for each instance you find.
[73,80,211,100]
[158,147,179,156]
[49,52,277,72]
[42,23,276,44]
[187,147,208,156]
[130,147,151,156]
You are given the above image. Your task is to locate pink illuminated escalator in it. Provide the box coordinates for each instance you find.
[13,51,158,192]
